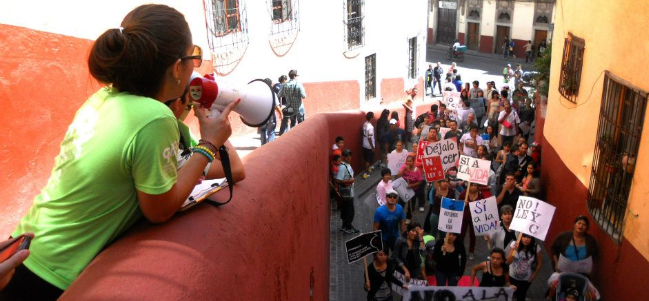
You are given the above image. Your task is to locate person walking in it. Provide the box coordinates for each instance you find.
[507,233,543,300]
[524,40,533,62]
[278,69,306,132]
[362,112,376,178]
[374,188,405,255]
[364,250,408,301]
[336,149,360,234]
[392,223,427,280]
[433,62,444,96]
[432,232,467,286]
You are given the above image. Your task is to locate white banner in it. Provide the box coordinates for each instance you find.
[392,177,415,202]
[422,138,459,170]
[457,155,491,185]
[469,196,500,236]
[391,271,428,296]
[387,152,408,175]
[403,286,514,301]
[439,197,465,234]
[510,196,556,241]
[442,92,461,121]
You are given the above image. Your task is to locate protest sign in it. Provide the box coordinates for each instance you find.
[442,92,461,121]
[456,155,490,185]
[469,98,486,118]
[510,196,556,241]
[422,138,459,170]
[391,271,428,296]
[558,254,593,275]
[439,197,464,234]
[345,231,383,264]
[392,177,415,202]
[469,196,500,236]
[439,127,451,139]
[387,152,408,175]
[416,141,428,165]
[403,286,514,301]
[422,156,445,182]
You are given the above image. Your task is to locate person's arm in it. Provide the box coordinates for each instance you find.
[525,178,541,196]
[336,165,355,186]
[373,222,380,232]
[0,233,33,291]
[299,83,307,99]
[496,184,507,205]
[498,111,509,123]
[205,140,245,182]
[530,248,544,282]
[470,261,486,286]
[275,105,283,121]
[506,241,518,265]
[138,100,240,223]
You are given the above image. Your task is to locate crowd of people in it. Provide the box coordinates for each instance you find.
[329,61,602,301]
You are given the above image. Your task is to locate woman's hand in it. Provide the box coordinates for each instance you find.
[364,281,370,291]
[194,98,240,147]
[0,233,33,291]
[404,269,411,282]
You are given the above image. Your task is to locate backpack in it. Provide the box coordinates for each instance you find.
[414,112,430,128]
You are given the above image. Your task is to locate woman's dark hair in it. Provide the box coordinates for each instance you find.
[332,155,341,162]
[381,168,391,177]
[525,162,541,178]
[278,75,288,83]
[490,248,506,261]
[518,233,538,260]
[379,109,390,121]
[88,4,191,99]
[575,215,590,229]
[335,136,344,143]
[390,111,399,121]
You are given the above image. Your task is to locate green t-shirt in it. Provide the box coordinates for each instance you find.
[13,87,179,290]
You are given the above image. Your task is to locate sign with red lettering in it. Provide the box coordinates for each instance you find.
[456,155,490,185]
[416,141,428,165]
[422,156,445,182]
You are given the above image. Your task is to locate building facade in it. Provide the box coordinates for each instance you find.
[539,0,649,299]
[428,0,555,58]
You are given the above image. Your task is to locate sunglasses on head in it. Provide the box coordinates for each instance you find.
[387,194,398,198]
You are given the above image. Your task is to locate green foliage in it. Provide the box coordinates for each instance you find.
[534,43,552,96]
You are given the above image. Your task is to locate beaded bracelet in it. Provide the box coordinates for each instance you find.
[197,141,217,154]
[192,148,214,162]
[193,145,216,159]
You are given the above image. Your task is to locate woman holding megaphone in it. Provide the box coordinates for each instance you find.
[1,4,244,300]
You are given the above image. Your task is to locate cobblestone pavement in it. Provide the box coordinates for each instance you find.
[328,163,554,301]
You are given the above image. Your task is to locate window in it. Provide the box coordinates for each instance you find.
[345,0,364,50]
[365,54,376,100]
[408,37,417,79]
[272,0,292,23]
[559,33,585,102]
[209,0,241,36]
[588,71,647,242]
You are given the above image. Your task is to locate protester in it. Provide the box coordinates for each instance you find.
[444,120,462,142]
[376,168,394,207]
[331,154,343,202]
[376,109,391,165]
[458,184,484,261]
[529,141,542,164]
[278,69,307,129]
[518,99,535,141]
[487,90,502,130]
[496,173,523,210]
[426,127,441,143]
[485,205,517,252]
[397,155,424,220]
[374,189,406,255]
[337,149,360,234]
[517,162,542,198]
[495,141,511,175]
[504,143,532,183]
[432,232,467,286]
[470,248,512,288]
[2,5,248,300]
[413,114,432,142]
[512,81,528,111]
[364,250,408,301]
[392,223,427,280]
[551,216,598,277]
[459,124,482,158]
[387,141,409,172]
[362,112,376,178]
[432,62,444,95]
[453,75,464,92]
[507,233,543,301]
[403,92,416,142]
[384,119,407,153]
[459,113,479,134]
[499,100,519,148]
[425,177,458,236]
[484,125,499,156]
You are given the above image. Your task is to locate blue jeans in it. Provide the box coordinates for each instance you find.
[435,270,459,286]
[260,122,276,145]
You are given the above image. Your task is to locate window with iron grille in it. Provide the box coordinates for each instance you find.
[365,54,376,100]
[345,0,364,50]
[272,0,292,23]
[558,33,585,102]
[588,71,647,243]
[408,37,417,79]
[210,0,241,36]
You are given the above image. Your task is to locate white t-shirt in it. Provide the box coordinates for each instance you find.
[363,121,375,149]
[508,241,541,281]
[498,110,520,137]
[459,133,483,158]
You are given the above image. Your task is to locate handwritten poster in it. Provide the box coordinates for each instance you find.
[416,141,429,165]
[422,138,459,170]
[439,127,451,139]
[439,197,465,234]
[403,286,514,301]
[422,156,445,182]
[392,178,415,202]
[456,155,490,185]
[387,152,408,175]
[391,271,428,296]
[469,196,500,236]
[510,196,556,241]
[442,92,461,121]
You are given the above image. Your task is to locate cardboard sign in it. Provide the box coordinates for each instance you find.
[416,141,428,165]
[439,127,451,139]
[387,152,408,175]
[422,156,445,182]
[403,286,514,301]
[392,177,415,202]
[510,196,556,241]
[344,231,383,264]
[442,92,461,121]
[469,98,486,117]
[439,197,465,234]
[469,196,500,236]
[422,138,459,170]
[391,271,428,296]
[456,155,490,185]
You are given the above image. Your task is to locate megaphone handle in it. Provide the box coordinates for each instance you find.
[205,145,234,207]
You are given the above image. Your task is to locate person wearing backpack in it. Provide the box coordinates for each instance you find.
[336,149,360,234]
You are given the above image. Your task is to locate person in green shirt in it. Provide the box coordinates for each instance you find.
[1,5,245,300]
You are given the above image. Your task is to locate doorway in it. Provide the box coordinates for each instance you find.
[533,29,548,56]
[467,22,480,51]
[436,1,457,45]
[494,25,510,54]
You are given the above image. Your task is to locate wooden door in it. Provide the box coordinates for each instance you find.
[494,25,510,54]
[436,3,457,45]
[533,30,548,55]
[467,22,480,51]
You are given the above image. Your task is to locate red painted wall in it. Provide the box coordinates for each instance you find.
[428,28,435,44]
[458,33,465,45]
[381,78,406,105]
[541,139,649,301]
[512,39,528,59]
[480,35,494,53]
